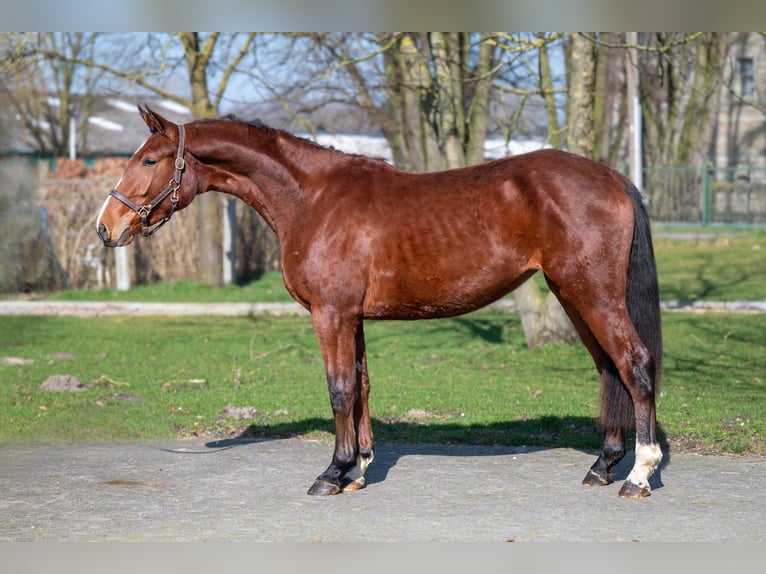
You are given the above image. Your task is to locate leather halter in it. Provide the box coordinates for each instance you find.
[109,124,186,237]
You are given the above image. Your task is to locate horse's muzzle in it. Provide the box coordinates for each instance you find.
[97,223,131,248]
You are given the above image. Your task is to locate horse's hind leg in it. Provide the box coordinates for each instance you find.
[617,368,661,498]
[546,277,659,496]
[582,357,630,486]
[544,284,628,487]
[582,317,661,497]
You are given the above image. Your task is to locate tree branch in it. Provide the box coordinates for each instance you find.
[578,32,704,53]
[36,47,189,108]
[214,33,257,110]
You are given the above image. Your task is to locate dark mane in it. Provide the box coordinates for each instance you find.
[211,114,388,164]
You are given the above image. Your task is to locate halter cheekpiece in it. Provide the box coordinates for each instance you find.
[109,124,186,237]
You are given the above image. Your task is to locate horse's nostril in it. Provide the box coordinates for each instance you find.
[97,223,109,244]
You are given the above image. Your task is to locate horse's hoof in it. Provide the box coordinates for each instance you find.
[582,469,613,486]
[341,477,366,492]
[618,480,651,498]
[307,479,341,496]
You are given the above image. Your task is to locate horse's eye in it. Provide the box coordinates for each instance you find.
[142,158,158,167]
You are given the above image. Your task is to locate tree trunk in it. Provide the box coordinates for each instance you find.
[180,32,224,288]
[382,35,432,172]
[641,33,725,169]
[512,280,579,349]
[465,33,494,166]
[566,33,597,158]
[428,32,465,169]
[515,279,580,348]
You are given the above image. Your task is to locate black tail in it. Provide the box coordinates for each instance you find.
[600,179,663,429]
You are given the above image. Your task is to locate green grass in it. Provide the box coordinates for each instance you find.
[653,228,766,301]
[1,310,764,455]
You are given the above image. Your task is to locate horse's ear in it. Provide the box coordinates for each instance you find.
[138,105,178,141]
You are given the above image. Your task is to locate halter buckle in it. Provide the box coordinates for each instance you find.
[136,205,152,217]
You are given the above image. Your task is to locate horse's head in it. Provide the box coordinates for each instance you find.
[96,106,196,247]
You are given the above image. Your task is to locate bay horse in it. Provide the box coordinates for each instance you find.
[96,107,663,498]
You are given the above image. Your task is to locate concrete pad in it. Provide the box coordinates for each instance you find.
[1,439,763,542]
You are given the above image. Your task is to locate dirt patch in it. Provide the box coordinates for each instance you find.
[221,404,267,421]
[2,356,34,365]
[40,374,86,392]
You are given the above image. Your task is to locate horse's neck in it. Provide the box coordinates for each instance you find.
[197,128,320,235]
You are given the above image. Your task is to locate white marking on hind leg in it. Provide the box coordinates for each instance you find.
[626,443,662,491]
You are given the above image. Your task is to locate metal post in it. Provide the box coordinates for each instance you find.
[68,114,77,160]
[626,32,642,191]
[701,163,712,226]
[222,197,237,284]
[68,105,80,160]
[115,246,131,291]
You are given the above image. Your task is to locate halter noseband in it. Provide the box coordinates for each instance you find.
[109,124,186,237]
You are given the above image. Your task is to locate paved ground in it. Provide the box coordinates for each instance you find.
[1,437,764,542]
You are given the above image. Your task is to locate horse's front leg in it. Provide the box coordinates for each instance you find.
[340,321,374,492]
[307,309,371,495]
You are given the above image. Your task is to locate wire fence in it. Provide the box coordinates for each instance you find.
[644,165,766,225]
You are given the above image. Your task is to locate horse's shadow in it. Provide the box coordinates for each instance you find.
[203,416,669,492]
[360,443,665,492]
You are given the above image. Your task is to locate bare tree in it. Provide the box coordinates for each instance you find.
[380,33,498,170]
[176,32,256,287]
[1,33,104,156]
[639,32,726,168]
[592,33,630,166]
[295,33,483,171]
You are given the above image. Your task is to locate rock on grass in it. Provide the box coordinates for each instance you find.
[40,374,86,392]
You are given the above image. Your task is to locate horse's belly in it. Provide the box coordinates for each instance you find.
[363,298,485,320]
[362,267,535,320]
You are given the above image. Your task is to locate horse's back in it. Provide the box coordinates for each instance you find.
[361,148,634,224]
